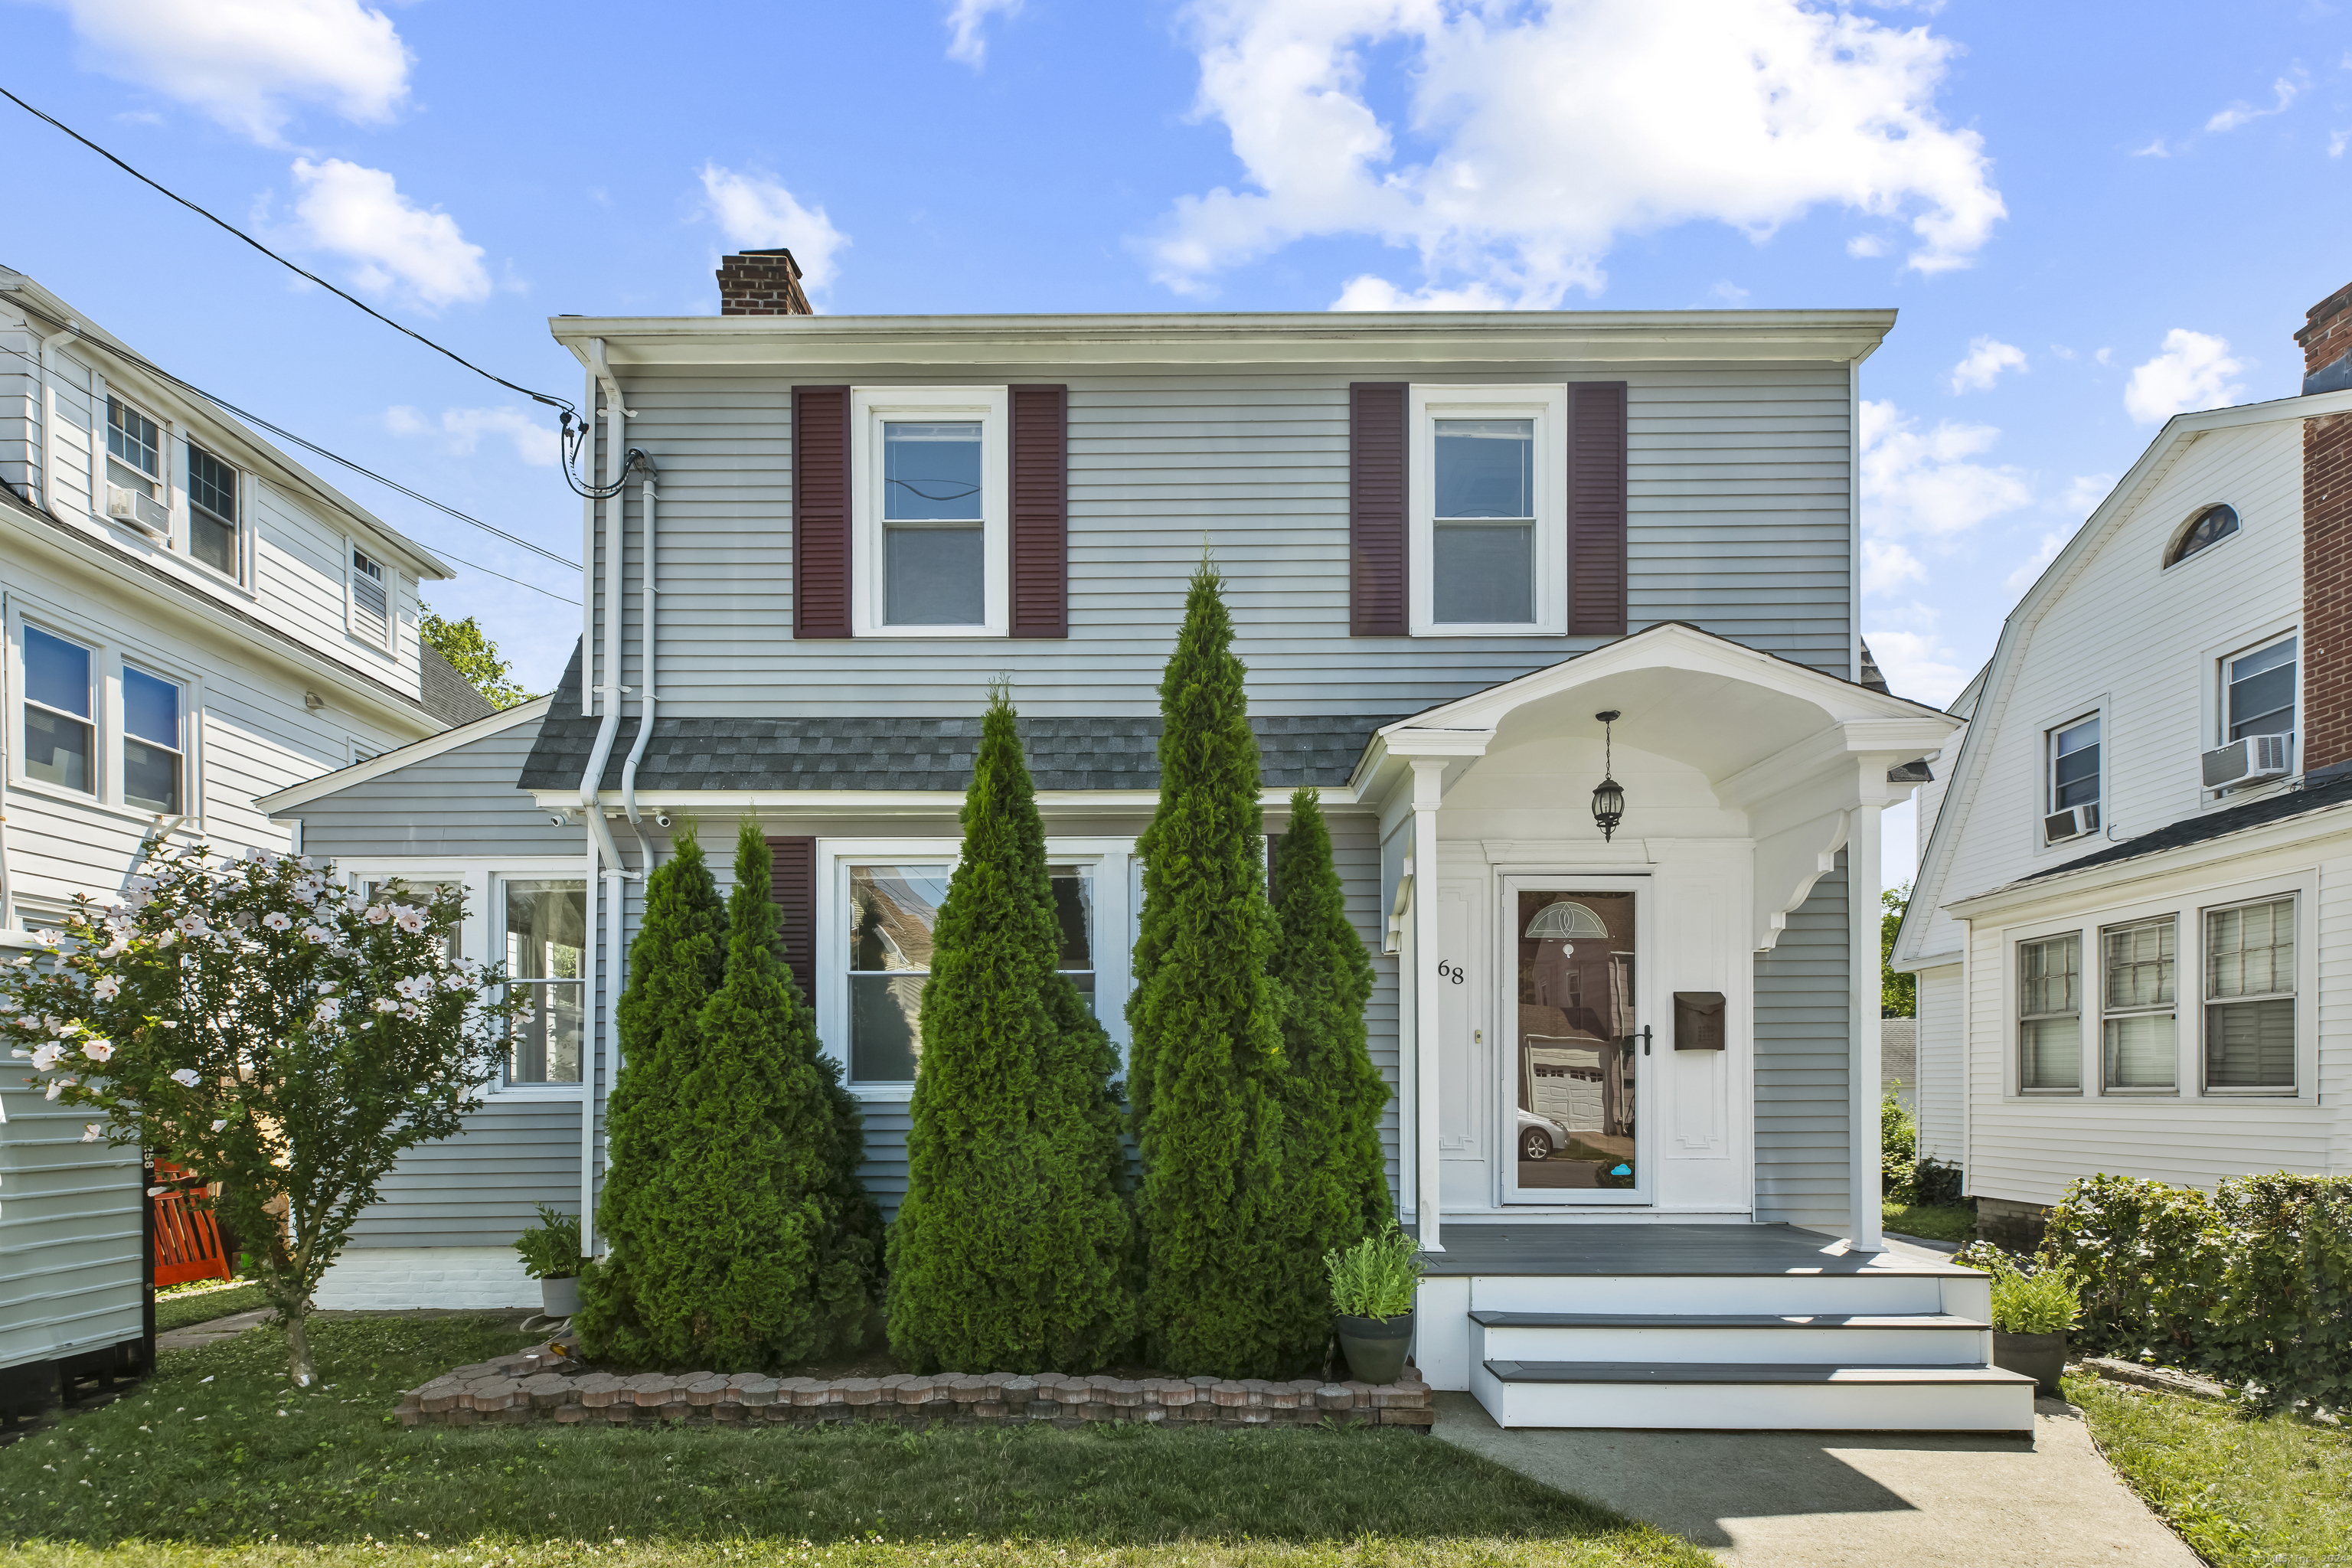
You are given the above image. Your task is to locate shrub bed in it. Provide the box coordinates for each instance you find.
[2043,1171,2352,1411]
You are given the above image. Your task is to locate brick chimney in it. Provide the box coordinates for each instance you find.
[717,249,812,316]
[2299,282,2352,776]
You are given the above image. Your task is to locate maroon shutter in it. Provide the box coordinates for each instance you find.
[1566,381,1628,637]
[1010,384,1069,638]
[1350,382,1409,635]
[792,386,851,638]
[767,835,818,995]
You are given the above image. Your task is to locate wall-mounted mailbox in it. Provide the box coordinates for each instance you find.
[1673,991,1727,1051]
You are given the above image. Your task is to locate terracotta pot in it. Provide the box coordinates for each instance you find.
[540,1276,581,1318]
[1993,1329,2065,1394]
[1335,1311,1413,1384]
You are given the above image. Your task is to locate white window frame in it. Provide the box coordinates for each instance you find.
[2010,923,2085,1096]
[104,394,164,497]
[2096,913,2178,1096]
[2200,622,2299,802]
[2198,889,2302,1098]
[848,387,1009,639]
[347,543,395,652]
[6,601,207,825]
[181,439,246,586]
[2040,707,2104,842]
[816,836,1134,1099]
[1408,384,1569,637]
[119,659,189,818]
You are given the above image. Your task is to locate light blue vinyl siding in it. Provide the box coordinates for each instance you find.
[1752,852,1851,1227]
[0,1065,143,1372]
[289,717,577,860]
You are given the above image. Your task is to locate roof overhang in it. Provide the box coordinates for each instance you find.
[549,308,1898,372]
[527,783,1368,818]
[261,695,553,813]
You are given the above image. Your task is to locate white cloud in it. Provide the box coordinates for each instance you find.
[2123,328,2247,423]
[290,158,488,309]
[1148,0,2006,304]
[2131,137,2171,158]
[1947,335,2027,393]
[2331,129,2349,158]
[387,405,557,467]
[1863,626,1971,708]
[1862,538,1924,596]
[2061,472,2116,515]
[1845,234,1889,258]
[2094,347,2113,366]
[39,0,410,145]
[1707,280,1751,305]
[2004,530,2068,599]
[1860,399,2032,537]
[698,164,849,293]
[2206,76,2299,134]
[944,0,1022,67]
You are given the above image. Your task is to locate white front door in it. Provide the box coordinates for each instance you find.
[1500,874,1653,1205]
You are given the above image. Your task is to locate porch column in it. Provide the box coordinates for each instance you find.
[1411,760,1446,1253]
[1848,760,1890,1253]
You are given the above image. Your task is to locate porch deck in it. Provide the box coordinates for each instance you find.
[1413,1221,1977,1278]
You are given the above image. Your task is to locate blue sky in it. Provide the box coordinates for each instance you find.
[5,0,2349,884]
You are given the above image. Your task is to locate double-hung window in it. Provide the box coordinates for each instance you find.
[105,397,170,534]
[1410,387,1567,635]
[2047,715,2100,839]
[185,443,240,577]
[2017,933,2082,1092]
[846,863,950,1083]
[1048,863,1097,1013]
[22,626,93,795]
[121,665,185,814]
[2100,917,2175,1092]
[850,388,1008,636]
[2225,636,2295,743]
[504,879,586,1085]
[350,547,390,645]
[2203,896,2295,1093]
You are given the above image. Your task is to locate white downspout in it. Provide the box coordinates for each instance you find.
[1410,759,1446,1253]
[577,340,633,879]
[32,319,80,517]
[579,362,596,719]
[619,472,658,867]
[579,825,598,1255]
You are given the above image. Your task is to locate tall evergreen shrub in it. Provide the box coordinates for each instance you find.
[1271,786,1390,1361]
[1126,564,1293,1377]
[888,686,1135,1373]
[578,824,727,1360]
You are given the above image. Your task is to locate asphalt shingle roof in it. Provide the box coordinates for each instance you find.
[2017,768,2352,884]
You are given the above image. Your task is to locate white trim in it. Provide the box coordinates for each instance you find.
[260,696,551,812]
[848,386,1008,639]
[532,781,1366,815]
[9,598,211,825]
[2036,703,2105,854]
[1408,384,1567,637]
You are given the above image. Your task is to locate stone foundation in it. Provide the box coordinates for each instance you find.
[1975,1196,2049,1253]
[396,1345,1433,1431]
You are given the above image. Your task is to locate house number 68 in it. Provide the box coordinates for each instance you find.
[1435,960,1465,985]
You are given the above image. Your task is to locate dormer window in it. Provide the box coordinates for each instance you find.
[2165,505,2239,567]
[185,443,240,579]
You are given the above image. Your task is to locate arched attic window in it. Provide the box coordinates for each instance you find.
[2165,505,2239,567]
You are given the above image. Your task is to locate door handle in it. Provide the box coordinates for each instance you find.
[1638,1025,1652,1057]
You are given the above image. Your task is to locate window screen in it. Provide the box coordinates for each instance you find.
[2101,917,2174,1091]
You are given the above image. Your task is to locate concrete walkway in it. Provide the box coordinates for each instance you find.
[156,1308,272,1352]
[1432,1392,2198,1566]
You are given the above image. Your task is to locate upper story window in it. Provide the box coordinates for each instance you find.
[121,665,185,814]
[850,387,1008,637]
[2225,635,2295,742]
[21,626,93,795]
[349,547,390,646]
[1410,387,1567,635]
[2017,932,2082,1093]
[2045,715,2100,842]
[2165,504,2239,567]
[106,397,160,494]
[185,443,240,579]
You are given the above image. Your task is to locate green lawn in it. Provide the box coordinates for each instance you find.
[1880,1202,1975,1245]
[0,1316,1706,1568]
[2066,1370,2351,1566]
[152,1282,271,1334]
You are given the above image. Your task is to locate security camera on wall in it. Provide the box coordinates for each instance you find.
[653,813,673,828]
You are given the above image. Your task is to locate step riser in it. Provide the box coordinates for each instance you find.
[1461,1274,1950,1315]
[1469,1364,2035,1433]
[1474,1324,1991,1365]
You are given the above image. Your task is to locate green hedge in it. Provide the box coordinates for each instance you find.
[2044,1172,2352,1410]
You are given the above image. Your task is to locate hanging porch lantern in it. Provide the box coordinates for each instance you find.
[1590,709,1625,841]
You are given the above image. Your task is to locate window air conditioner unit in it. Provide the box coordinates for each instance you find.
[2202,733,2293,789]
[105,483,168,536]
[2043,804,2099,844]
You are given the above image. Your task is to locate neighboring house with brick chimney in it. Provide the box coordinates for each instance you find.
[1891,281,2352,1246]
[0,266,492,1417]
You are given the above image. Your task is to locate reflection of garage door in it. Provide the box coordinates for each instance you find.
[1527,1036,1604,1129]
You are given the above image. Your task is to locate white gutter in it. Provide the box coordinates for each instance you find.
[577,339,634,880]
[619,470,658,867]
[32,318,80,517]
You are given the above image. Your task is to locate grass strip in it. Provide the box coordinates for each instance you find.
[2064,1370,2350,1566]
[1880,1203,1974,1245]
[0,1316,1706,1568]
[153,1285,273,1336]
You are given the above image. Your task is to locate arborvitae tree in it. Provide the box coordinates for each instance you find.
[1126,564,1293,1377]
[888,685,1135,1373]
[1270,786,1392,1362]
[578,824,727,1360]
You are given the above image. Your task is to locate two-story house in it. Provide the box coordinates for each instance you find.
[262,253,2040,1433]
[1893,279,2352,1248]
[0,266,493,1417]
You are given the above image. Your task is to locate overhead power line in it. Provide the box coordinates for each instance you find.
[0,82,577,420]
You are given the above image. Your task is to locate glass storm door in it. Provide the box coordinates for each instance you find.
[1504,883,1647,1204]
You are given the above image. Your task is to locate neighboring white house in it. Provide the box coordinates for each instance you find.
[1893,280,2352,1243]
[0,266,493,1420]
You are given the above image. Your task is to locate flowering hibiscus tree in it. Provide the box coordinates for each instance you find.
[6,842,518,1386]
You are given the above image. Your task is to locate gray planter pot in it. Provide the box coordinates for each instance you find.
[1335,1311,1413,1385]
[539,1276,581,1318]
[1993,1329,2065,1395]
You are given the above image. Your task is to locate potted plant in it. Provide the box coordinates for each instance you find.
[1325,1223,1424,1384]
[1963,1245,2079,1395]
[512,1204,584,1320]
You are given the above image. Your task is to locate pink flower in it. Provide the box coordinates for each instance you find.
[363,905,390,926]
[393,906,426,936]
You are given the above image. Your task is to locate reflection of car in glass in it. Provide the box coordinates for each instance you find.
[1517,1107,1570,1161]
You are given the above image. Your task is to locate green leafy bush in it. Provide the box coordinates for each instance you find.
[1957,1243,2081,1334]
[511,1203,581,1279]
[1913,1156,1966,1208]
[1325,1225,1423,1321]
[1880,1089,1917,1200]
[2044,1171,2352,1411]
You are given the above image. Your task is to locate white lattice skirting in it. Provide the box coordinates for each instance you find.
[315,1246,538,1311]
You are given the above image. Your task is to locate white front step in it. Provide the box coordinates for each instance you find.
[1471,1359,2037,1432]
[1466,1271,1952,1316]
[1472,1312,1991,1367]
